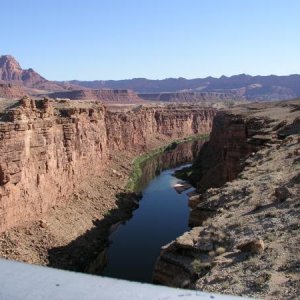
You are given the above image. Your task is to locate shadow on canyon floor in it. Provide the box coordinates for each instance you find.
[47,140,206,274]
[47,191,142,274]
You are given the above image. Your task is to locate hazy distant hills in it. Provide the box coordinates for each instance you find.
[68,74,300,101]
[1,55,300,102]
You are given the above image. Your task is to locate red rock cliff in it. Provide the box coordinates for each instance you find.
[106,105,214,150]
[0,98,108,232]
[188,108,279,192]
[0,98,215,232]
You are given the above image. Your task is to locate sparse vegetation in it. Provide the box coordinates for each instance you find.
[215,247,226,255]
[125,134,208,191]
[104,210,112,217]
[191,259,211,274]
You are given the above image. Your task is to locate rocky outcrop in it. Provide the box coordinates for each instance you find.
[153,100,300,299]
[48,89,145,103]
[0,56,24,81]
[0,98,215,232]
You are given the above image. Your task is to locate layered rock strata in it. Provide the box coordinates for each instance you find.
[153,100,300,299]
[106,105,214,151]
[0,98,215,232]
[138,91,243,102]
[49,89,145,103]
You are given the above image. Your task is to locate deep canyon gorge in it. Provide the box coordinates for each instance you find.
[0,97,214,232]
[0,96,299,299]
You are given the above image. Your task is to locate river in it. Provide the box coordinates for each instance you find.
[102,139,205,283]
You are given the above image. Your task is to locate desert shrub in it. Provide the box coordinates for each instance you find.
[215,247,226,255]
[191,259,211,274]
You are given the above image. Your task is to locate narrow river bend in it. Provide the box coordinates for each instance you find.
[102,139,205,283]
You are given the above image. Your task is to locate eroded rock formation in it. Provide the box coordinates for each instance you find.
[0,98,215,232]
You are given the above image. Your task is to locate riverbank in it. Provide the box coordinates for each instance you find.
[126,134,208,191]
[102,163,197,282]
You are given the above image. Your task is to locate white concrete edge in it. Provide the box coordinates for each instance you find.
[0,258,254,300]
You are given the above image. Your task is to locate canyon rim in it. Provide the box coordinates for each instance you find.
[0,92,299,299]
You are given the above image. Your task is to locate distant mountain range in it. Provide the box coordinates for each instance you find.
[68,75,300,101]
[1,55,300,102]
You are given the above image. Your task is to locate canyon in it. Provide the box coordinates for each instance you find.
[0,55,299,299]
[0,95,298,299]
[0,97,214,265]
[153,99,300,299]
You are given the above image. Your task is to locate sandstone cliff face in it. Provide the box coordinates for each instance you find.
[0,99,215,232]
[106,105,214,151]
[0,56,24,81]
[188,111,275,192]
[0,98,108,232]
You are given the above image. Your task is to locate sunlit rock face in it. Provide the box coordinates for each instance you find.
[0,98,215,232]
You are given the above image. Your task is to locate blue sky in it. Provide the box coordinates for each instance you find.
[2,0,300,80]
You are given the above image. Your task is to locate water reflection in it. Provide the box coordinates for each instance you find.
[135,139,205,192]
[100,139,205,282]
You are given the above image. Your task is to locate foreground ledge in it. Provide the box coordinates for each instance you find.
[0,259,251,300]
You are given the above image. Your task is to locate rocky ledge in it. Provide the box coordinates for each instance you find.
[153,100,300,299]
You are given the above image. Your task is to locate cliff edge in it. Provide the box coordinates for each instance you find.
[153,100,300,299]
